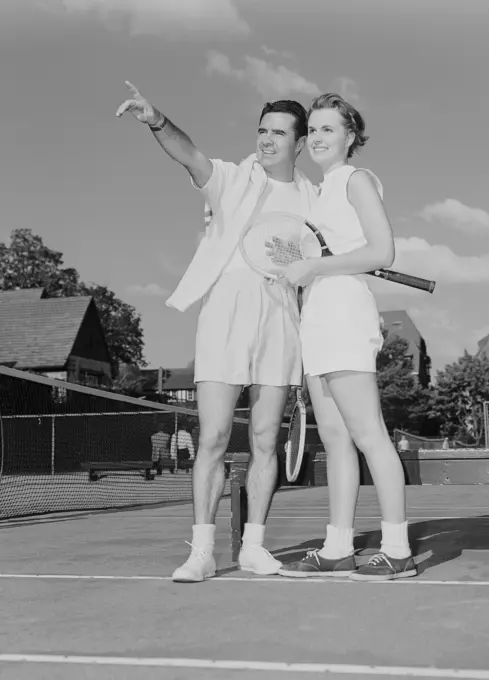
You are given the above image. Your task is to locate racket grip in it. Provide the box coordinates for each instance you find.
[368,269,436,293]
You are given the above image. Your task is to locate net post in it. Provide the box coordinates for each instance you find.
[230,453,249,563]
[484,402,489,450]
[50,416,55,476]
[173,412,178,474]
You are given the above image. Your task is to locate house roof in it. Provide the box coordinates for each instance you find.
[0,296,93,369]
[162,369,196,391]
[0,288,46,304]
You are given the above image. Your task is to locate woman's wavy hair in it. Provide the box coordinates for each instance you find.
[308,93,369,158]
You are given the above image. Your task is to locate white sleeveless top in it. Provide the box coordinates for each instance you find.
[309,164,383,257]
[300,165,384,375]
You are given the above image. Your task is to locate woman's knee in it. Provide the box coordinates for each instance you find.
[349,422,389,457]
[317,422,354,454]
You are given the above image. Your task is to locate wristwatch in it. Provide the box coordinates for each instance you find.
[149,114,168,132]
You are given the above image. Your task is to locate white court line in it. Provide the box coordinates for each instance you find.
[155,516,476,521]
[1,653,489,678]
[1,573,489,586]
[262,516,471,521]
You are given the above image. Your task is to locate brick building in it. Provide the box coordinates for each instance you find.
[380,310,431,386]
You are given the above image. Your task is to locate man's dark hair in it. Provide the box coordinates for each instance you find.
[259,100,308,140]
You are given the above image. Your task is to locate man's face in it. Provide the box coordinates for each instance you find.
[256,112,301,172]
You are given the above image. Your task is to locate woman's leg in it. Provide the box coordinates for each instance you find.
[308,375,360,552]
[278,374,359,578]
[325,370,416,579]
[325,371,406,525]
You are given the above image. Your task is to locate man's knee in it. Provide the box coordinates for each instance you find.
[250,421,280,457]
[198,425,232,458]
[248,385,288,456]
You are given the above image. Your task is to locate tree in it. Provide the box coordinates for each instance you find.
[0,229,80,296]
[0,229,146,367]
[80,284,146,366]
[430,351,489,446]
[376,333,434,434]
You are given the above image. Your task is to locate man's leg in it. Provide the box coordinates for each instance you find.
[238,384,289,575]
[172,381,242,583]
[193,382,242,523]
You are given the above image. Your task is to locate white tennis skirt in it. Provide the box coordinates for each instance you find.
[301,275,383,376]
[194,269,302,387]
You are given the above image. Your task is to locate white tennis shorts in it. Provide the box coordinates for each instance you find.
[301,275,383,376]
[194,269,302,387]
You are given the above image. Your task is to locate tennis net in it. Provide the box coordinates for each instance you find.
[0,366,253,519]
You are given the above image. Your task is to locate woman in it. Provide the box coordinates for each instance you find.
[278,94,417,581]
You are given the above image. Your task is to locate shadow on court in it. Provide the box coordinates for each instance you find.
[274,515,489,577]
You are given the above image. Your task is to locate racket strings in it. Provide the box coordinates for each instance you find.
[239,212,306,276]
[266,231,324,266]
[267,236,303,266]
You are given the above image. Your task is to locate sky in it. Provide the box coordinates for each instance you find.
[0,0,488,377]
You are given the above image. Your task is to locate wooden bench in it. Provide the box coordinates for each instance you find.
[81,461,157,482]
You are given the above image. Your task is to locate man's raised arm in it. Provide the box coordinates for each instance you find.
[116,81,212,188]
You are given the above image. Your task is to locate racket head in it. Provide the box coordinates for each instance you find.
[285,397,307,483]
[239,210,306,280]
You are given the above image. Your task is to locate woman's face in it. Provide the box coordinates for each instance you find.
[307,107,353,169]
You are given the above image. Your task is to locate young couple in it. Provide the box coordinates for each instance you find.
[117,83,417,584]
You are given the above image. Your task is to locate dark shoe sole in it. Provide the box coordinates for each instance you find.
[278,568,354,579]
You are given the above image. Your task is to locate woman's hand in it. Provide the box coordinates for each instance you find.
[281,259,319,287]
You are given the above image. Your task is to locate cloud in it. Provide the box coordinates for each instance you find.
[332,76,361,104]
[261,45,294,60]
[393,237,489,284]
[127,283,170,297]
[206,51,321,99]
[419,199,489,233]
[40,0,250,36]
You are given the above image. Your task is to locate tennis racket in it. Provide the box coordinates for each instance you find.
[238,211,306,283]
[268,218,436,294]
[285,288,307,483]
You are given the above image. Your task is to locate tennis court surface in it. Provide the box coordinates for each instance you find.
[1,367,489,679]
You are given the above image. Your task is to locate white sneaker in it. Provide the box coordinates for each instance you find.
[238,544,282,575]
[172,542,216,583]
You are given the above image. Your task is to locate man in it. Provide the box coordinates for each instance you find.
[116,81,316,583]
[170,423,196,473]
[150,425,171,475]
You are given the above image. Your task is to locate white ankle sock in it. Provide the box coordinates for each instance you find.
[380,521,411,559]
[318,524,355,559]
[192,524,215,550]
[242,523,265,547]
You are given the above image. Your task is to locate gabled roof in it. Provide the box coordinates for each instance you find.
[0,288,46,304]
[0,296,93,369]
[162,369,196,391]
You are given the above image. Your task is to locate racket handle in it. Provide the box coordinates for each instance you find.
[368,269,436,293]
